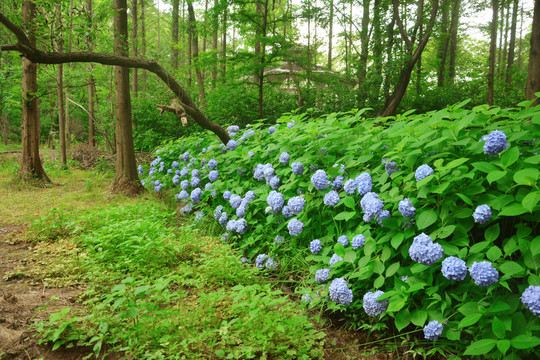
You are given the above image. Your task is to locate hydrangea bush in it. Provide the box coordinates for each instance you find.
[140,100,540,358]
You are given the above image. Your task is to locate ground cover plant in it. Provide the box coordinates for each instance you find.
[140,98,540,359]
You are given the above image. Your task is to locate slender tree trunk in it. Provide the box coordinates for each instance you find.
[65,0,73,150]
[416,20,423,94]
[488,0,498,106]
[57,64,67,166]
[132,0,139,97]
[221,10,227,80]
[383,16,395,105]
[172,0,179,70]
[113,0,139,192]
[328,0,333,70]
[87,0,95,147]
[518,2,523,68]
[497,0,505,70]
[437,0,450,87]
[257,0,269,119]
[506,0,518,86]
[369,0,384,106]
[212,0,218,88]
[187,0,206,102]
[19,0,49,181]
[358,0,370,88]
[526,0,540,104]
[47,81,55,149]
[448,0,460,83]
[140,0,146,90]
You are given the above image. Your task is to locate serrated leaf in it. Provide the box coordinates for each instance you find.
[472,161,499,173]
[417,209,437,230]
[394,308,411,331]
[487,170,507,184]
[531,237,540,257]
[410,309,428,326]
[344,249,357,263]
[373,275,385,288]
[459,313,482,328]
[499,202,528,216]
[522,191,540,212]
[486,246,502,261]
[333,211,356,221]
[386,262,400,277]
[464,339,497,355]
[511,335,540,349]
[513,168,539,186]
[343,196,356,210]
[492,316,506,339]
[499,261,524,276]
[391,233,404,249]
[444,157,469,170]
[501,146,520,168]
[484,223,500,242]
[496,339,511,355]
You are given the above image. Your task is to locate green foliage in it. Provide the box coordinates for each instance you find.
[144,100,540,358]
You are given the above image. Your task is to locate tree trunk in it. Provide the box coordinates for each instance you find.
[379,0,438,117]
[187,0,206,102]
[328,0,333,70]
[526,0,540,104]
[497,0,505,70]
[448,0,460,83]
[172,0,179,71]
[112,0,139,192]
[131,0,139,97]
[212,0,218,88]
[437,0,450,87]
[506,0,518,86]
[87,0,95,147]
[55,4,67,167]
[488,0,498,106]
[19,1,49,182]
[140,0,146,90]
[358,0,370,86]
[221,10,227,80]
[257,0,269,119]
[369,0,384,106]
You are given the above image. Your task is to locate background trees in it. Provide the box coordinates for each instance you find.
[0,0,537,161]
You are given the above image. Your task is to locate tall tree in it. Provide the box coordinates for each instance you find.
[19,1,49,181]
[379,0,439,117]
[87,0,95,147]
[132,0,139,97]
[140,0,147,90]
[328,0,333,70]
[505,0,518,86]
[488,0,498,106]
[172,0,179,71]
[55,4,67,167]
[187,0,206,102]
[526,0,540,103]
[447,0,460,83]
[112,0,139,192]
[221,9,227,79]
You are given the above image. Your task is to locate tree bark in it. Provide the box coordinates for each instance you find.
[379,0,438,117]
[221,10,227,80]
[87,0,95,147]
[448,0,460,83]
[55,4,67,167]
[358,0,370,86]
[19,1,49,182]
[256,0,269,120]
[328,0,333,70]
[140,0,146,90]
[0,12,230,145]
[437,0,450,87]
[506,0,518,86]
[488,0,498,106]
[131,0,139,97]
[187,0,206,102]
[369,0,384,106]
[172,0,179,70]
[212,0,218,88]
[526,0,540,104]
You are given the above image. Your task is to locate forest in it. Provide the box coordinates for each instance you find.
[0,0,539,359]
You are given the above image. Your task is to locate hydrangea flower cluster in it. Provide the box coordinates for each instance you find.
[221,232,230,241]
[191,176,201,188]
[398,198,416,218]
[363,290,389,317]
[332,176,344,190]
[265,257,279,270]
[194,211,205,222]
[337,235,349,247]
[180,203,193,214]
[310,239,322,254]
[268,126,276,134]
[190,188,202,203]
[424,320,444,340]
[329,278,353,306]
[208,170,219,182]
[223,190,232,200]
[172,174,180,186]
[138,165,144,176]
[329,253,343,267]
[360,192,384,222]
[226,218,248,234]
[208,159,217,169]
[269,175,280,189]
[343,179,357,195]
[287,219,304,236]
[324,190,341,207]
[255,254,268,268]
[351,235,365,249]
[274,235,284,246]
[409,233,443,265]
[441,256,468,281]
[415,164,434,181]
[356,173,372,195]
[377,210,390,226]
[469,261,499,286]
[227,125,239,137]
[473,204,492,224]
[267,191,284,213]
[230,194,243,209]
[176,190,188,200]
[311,170,329,191]
[384,161,399,175]
[291,162,304,175]
[480,130,509,155]
[282,206,292,218]
[287,121,295,129]
[227,140,238,151]
[301,293,312,303]
[315,268,330,283]
[287,196,306,215]
[521,285,540,317]
[279,152,290,164]
[218,212,228,226]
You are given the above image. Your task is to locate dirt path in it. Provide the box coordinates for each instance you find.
[0,226,93,360]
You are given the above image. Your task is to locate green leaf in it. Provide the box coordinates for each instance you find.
[464,339,497,355]
[501,146,520,168]
[343,196,356,210]
[459,313,483,329]
[522,191,540,212]
[469,241,490,254]
[511,335,540,349]
[416,209,437,230]
[513,168,540,186]
[492,316,506,339]
[487,170,507,184]
[434,225,456,239]
[499,261,524,276]
[344,249,357,263]
[444,157,469,170]
[394,308,411,331]
[496,339,511,355]
[484,223,500,242]
[486,246,503,262]
[391,233,404,249]
[387,297,406,312]
[373,275,385,288]
[499,202,528,216]
[333,211,356,221]
[472,161,499,173]
[386,262,400,277]
[372,260,385,274]
[410,309,428,326]
[531,237,540,257]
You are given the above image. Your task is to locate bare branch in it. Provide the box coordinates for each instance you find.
[392,0,413,48]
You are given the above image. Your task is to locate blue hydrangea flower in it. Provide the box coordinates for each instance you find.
[521,285,540,317]
[182,152,189,162]
[332,176,345,190]
[265,257,279,270]
[223,190,232,200]
[255,254,268,268]
[363,290,389,317]
[248,151,255,157]
[191,188,202,203]
[329,253,344,267]
[205,183,213,191]
[384,161,399,175]
[315,268,330,283]
[180,168,188,177]
[268,126,276,134]
[138,165,144,176]
[287,121,295,129]
[287,219,304,236]
[180,202,193,214]
[245,190,256,201]
[280,152,290,164]
[171,161,179,169]
[269,175,280,189]
[424,320,444,340]
[194,211,205,221]
[236,205,246,218]
[415,164,434,181]
[191,169,199,177]
[175,170,181,175]
[329,278,353,306]
[301,293,312,303]
[469,261,499,287]
[172,175,180,186]
[211,190,217,198]
[208,170,219,182]
[180,180,189,190]
[310,239,322,254]
[218,212,228,226]
[409,233,443,266]
[267,191,284,212]
[227,140,238,151]
[473,204,492,224]
[282,206,293,218]
[311,170,329,191]
[190,176,201,188]
[398,198,416,218]
[240,257,250,263]
[480,130,509,155]
[208,159,218,169]
[141,180,145,186]
[360,192,384,222]
[337,235,349,247]
[324,190,340,207]
[154,183,163,192]
[441,256,468,281]
[356,173,372,196]
[177,190,189,200]
[221,232,230,242]
[288,196,306,215]
[151,157,160,167]
[377,209,391,226]
[149,168,155,176]
[167,169,173,174]
[291,162,304,175]
[352,235,365,249]
[274,235,284,246]
[343,179,357,195]
[229,194,243,209]
[214,205,224,220]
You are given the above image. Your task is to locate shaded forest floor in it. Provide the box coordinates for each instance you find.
[0,152,405,359]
